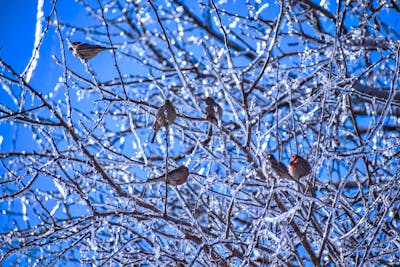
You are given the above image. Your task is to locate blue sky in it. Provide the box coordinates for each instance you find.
[0,0,37,72]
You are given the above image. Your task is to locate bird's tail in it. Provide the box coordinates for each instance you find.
[151,131,156,143]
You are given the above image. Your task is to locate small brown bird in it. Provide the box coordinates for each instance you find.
[205,97,222,125]
[151,99,177,143]
[146,166,189,186]
[264,154,290,179]
[288,154,311,179]
[69,41,115,60]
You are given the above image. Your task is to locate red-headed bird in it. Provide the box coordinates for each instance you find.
[288,154,311,179]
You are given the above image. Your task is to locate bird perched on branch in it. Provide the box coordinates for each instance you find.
[288,154,311,179]
[264,153,291,179]
[69,41,115,61]
[151,99,177,143]
[146,166,189,186]
[205,97,222,125]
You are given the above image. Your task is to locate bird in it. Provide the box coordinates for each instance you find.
[151,99,177,143]
[205,97,222,125]
[288,154,311,179]
[146,166,189,186]
[69,41,115,60]
[264,153,291,179]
